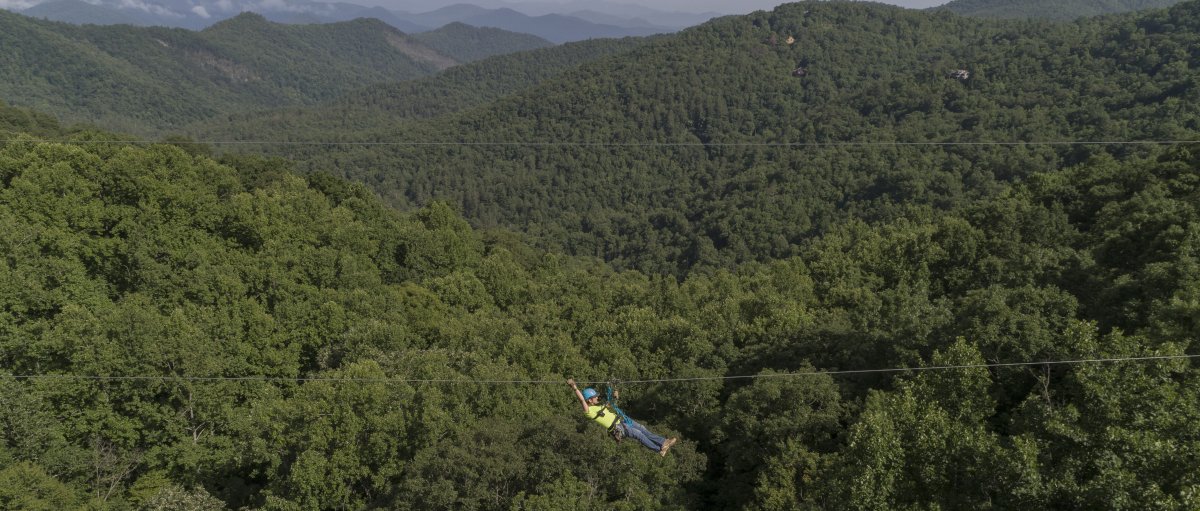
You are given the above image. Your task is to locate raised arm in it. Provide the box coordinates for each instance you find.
[567,379,589,414]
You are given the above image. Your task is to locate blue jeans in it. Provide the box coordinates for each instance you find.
[620,419,667,451]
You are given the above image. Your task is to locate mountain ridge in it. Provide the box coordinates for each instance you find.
[0,9,456,133]
[410,21,554,62]
[21,0,164,26]
[189,35,652,138]
[12,0,676,40]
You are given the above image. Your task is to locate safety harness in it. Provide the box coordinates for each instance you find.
[591,380,632,443]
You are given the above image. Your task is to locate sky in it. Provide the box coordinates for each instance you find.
[1,0,953,18]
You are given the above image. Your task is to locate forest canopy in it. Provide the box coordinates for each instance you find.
[3,1,1200,509]
[194,0,1200,276]
[938,0,1187,20]
[1,102,1197,508]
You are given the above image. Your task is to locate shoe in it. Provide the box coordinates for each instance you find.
[659,437,677,457]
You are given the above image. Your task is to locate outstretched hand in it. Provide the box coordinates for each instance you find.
[567,378,577,389]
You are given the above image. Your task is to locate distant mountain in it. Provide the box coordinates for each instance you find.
[262,2,430,33]
[407,4,666,42]
[464,0,723,29]
[411,22,552,62]
[580,3,721,28]
[938,0,1186,19]
[21,0,215,29]
[566,9,672,30]
[13,0,676,42]
[0,10,455,133]
[18,0,434,31]
[405,2,493,27]
[21,0,162,26]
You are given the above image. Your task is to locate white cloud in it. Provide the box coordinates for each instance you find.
[191,4,209,17]
[1,0,40,10]
[214,0,233,11]
[249,0,313,13]
[116,0,183,17]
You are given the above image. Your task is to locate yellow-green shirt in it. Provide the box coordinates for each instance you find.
[586,404,618,429]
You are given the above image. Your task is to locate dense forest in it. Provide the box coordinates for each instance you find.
[192,0,1200,276]
[189,36,654,140]
[1,95,1198,509]
[0,11,465,134]
[939,0,1186,20]
[3,0,1200,509]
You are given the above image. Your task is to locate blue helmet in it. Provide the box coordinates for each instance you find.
[582,387,598,400]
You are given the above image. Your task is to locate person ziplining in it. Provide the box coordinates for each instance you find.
[568,378,677,456]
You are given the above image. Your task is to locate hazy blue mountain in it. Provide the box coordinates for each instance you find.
[410,22,552,62]
[405,2,494,27]
[15,0,432,31]
[21,0,211,28]
[566,9,673,30]
[463,0,723,28]
[12,0,697,41]
[938,0,1186,19]
[445,7,665,42]
[401,3,665,42]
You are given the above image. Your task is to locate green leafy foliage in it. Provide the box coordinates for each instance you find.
[3,116,1198,508]
[939,0,1186,20]
[4,1,1200,507]
[0,462,88,510]
[192,0,1200,276]
[0,100,64,137]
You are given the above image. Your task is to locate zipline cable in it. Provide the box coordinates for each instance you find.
[2,353,1196,385]
[3,138,1200,148]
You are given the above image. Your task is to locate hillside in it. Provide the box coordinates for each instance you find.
[0,99,65,136]
[1,103,1197,509]
[197,0,1200,275]
[191,36,652,142]
[411,22,553,62]
[0,11,456,134]
[939,0,1186,19]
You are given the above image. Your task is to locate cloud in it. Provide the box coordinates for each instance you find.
[0,0,40,10]
[191,4,208,17]
[248,0,314,13]
[116,0,184,16]
[214,0,233,11]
